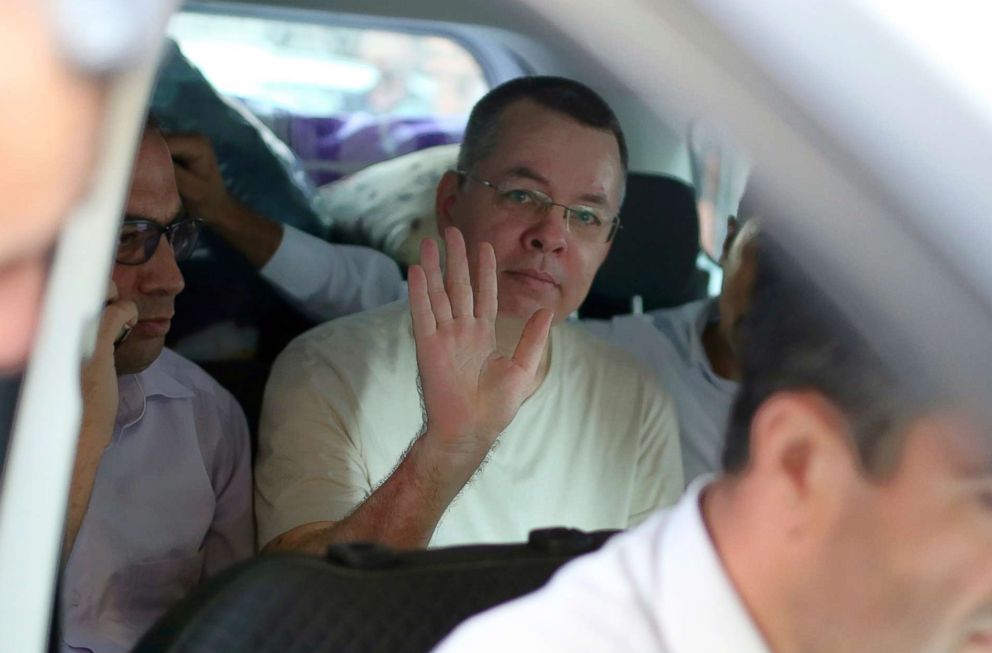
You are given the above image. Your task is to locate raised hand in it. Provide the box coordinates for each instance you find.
[80,280,138,446]
[66,281,138,558]
[165,132,283,269]
[164,133,233,222]
[408,227,553,464]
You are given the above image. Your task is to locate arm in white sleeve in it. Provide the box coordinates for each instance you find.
[260,224,406,322]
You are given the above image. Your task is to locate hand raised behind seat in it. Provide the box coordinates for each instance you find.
[409,227,553,471]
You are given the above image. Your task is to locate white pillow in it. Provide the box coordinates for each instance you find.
[315,144,458,265]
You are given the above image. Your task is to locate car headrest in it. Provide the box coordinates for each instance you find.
[580,173,707,319]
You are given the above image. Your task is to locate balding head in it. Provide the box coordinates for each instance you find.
[127,128,183,224]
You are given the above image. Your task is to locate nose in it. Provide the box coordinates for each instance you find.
[137,237,185,297]
[523,205,569,254]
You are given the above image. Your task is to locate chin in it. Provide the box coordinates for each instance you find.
[496,296,548,322]
[497,286,571,322]
[113,338,165,376]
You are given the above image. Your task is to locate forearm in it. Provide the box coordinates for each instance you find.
[62,414,113,562]
[206,198,284,269]
[265,434,477,554]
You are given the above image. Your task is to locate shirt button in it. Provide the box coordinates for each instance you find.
[69,591,81,608]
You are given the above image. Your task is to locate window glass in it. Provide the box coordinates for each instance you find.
[168,12,488,118]
[167,12,490,183]
[688,119,750,263]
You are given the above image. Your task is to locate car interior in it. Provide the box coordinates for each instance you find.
[3,1,992,652]
[154,2,719,439]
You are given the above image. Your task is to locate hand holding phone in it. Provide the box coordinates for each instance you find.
[80,282,137,443]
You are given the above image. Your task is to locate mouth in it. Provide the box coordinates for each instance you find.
[504,268,559,287]
[132,316,173,337]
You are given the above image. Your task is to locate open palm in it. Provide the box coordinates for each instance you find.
[409,228,552,460]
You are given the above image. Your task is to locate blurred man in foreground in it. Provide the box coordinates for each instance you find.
[60,125,253,653]
[435,234,992,653]
[0,0,107,373]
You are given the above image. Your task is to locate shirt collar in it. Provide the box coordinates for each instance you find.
[115,351,194,433]
[689,298,739,391]
[657,477,772,653]
[695,296,722,334]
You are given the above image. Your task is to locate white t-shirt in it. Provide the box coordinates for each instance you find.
[434,478,771,653]
[584,299,738,484]
[259,223,406,322]
[255,302,683,548]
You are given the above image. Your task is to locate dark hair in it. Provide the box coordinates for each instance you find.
[456,76,628,176]
[722,235,928,476]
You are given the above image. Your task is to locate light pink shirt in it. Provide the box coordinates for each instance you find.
[61,348,253,653]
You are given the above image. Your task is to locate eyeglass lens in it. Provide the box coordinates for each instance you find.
[116,220,200,265]
[493,188,616,243]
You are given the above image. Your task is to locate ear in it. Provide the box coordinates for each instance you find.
[720,216,740,264]
[434,170,462,232]
[747,390,860,532]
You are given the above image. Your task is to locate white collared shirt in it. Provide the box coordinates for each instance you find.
[260,223,406,322]
[433,478,771,653]
[583,299,739,484]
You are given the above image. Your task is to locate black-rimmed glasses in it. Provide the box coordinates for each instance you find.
[456,170,621,244]
[116,217,202,266]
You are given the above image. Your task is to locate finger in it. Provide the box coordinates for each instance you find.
[421,237,452,323]
[408,264,436,337]
[443,227,473,319]
[99,300,138,349]
[165,134,221,181]
[172,165,206,199]
[475,242,497,320]
[105,280,119,304]
[512,308,553,374]
[163,133,210,164]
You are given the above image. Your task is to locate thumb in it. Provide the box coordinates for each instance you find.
[511,308,553,375]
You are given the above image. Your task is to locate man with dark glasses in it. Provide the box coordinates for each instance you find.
[60,124,253,653]
[256,76,683,553]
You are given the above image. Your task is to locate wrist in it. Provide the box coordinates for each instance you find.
[405,431,485,502]
[77,412,115,458]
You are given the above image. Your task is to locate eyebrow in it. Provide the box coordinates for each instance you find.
[499,166,612,208]
[123,206,186,225]
[500,166,549,187]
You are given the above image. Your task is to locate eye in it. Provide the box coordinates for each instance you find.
[978,487,992,511]
[501,189,536,205]
[118,230,141,246]
[571,209,603,227]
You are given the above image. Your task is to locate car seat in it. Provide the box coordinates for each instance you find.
[581,172,708,318]
[134,528,616,653]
